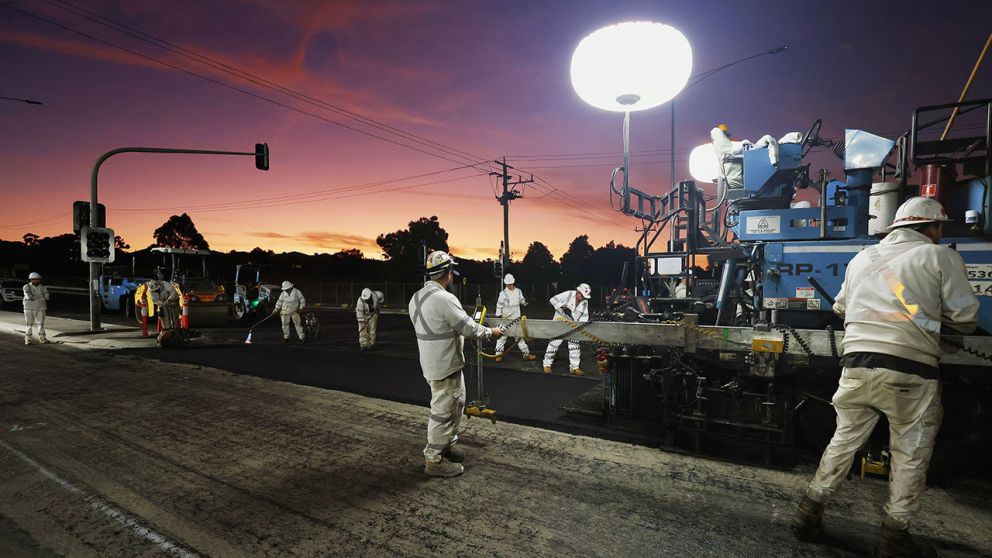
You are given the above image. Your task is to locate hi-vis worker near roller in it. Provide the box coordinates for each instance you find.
[792,197,979,558]
[494,274,536,362]
[272,281,307,343]
[356,287,383,351]
[543,283,591,376]
[409,251,503,478]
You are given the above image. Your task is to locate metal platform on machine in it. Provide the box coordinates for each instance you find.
[561,383,605,417]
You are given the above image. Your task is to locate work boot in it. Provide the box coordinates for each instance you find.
[442,445,465,463]
[39,338,50,344]
[877,523,936,558]
[570,368,585,377]
[523,354,537,361]
[24,338,31,346]
[494,353,503,363]
[543,366,552,374]
[282,337,289,344]
[424,458,464,478]
[791,495,824,542]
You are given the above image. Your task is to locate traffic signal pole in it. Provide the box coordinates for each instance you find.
[88,145,268,331]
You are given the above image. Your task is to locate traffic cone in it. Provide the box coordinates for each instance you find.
[245,331,253,344]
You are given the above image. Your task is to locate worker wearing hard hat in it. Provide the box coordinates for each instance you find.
[356,287,384,351]
[22,272,50,345]
[147,279,183,345]
[272,281,307,343]
[494,274,536,362]
[710,123,747,190]
[410,251,504,478]
[543,283,591,376]
[793,197,979,557]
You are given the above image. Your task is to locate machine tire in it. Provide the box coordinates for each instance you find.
[233,301,247,320]
[121,296,134,318]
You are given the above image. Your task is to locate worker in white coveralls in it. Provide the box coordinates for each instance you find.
[356,287,384,351]
[22,272,50,345]
[272,281,306,343]
[792,197,979,558]
[409,251,503,478]
[494,274,536,363]
[543,283,591,376]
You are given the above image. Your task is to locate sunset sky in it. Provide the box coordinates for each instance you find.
[2,0,991,260]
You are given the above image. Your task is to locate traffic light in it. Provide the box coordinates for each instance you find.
[493,259,503,278]
[255,143,269,171]
[72,201,106,234]
[81,226,115,263]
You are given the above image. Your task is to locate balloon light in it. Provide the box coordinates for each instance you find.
[689,143,721,183]
[571,21,692,112]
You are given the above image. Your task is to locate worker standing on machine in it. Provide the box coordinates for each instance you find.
[494,274,536,363]
[356,287,382,351]
[792,197,980,557]
[543,283,591,376]
[272,280,306,343]
[22,272,50,345]
[409,251,503,478]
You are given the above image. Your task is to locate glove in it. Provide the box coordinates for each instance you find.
[559,307,573,319]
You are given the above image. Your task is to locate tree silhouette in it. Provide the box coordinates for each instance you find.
[519,241,559,285]
[560,235,594,287]
[376,216,449,280]
[590,241,635,288]
[153,213,209,250]
[114,235,130,252]
[22,233,39,247]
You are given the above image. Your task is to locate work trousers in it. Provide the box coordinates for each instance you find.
[23,309,46,341]
[543,339,580,370]
[281,312,304,340]
[496,335,530,356]
[359,313,379,348]
[423,371,465,463]
[807,366,942,529]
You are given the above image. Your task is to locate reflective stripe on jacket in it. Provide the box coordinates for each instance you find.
[549,289,588,322]
[834,227,979,368]
[496,288,526,319]
[22,283,49,311]
[409,281,491,381]
[275,288,306,314]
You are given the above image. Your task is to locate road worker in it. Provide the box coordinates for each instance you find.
[792,197,980,558]
[543,283,591,376]
[494,274,536,362]
[409,251,503,478]
[22,272,50,345]
[357,287,384,350]
[272,281,306,343]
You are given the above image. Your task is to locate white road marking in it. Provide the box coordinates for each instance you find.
[0,439,200,558]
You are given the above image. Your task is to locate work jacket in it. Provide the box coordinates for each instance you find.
[22,283,49,311]
[356,290,383,321]
[550,289,589,322]
[496,287,527,319]
[275,288,306,315]
[409,280,491,381]
[834,227,979,369]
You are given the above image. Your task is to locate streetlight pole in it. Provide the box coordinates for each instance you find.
[669,46,787,189]
[88,145,268,331]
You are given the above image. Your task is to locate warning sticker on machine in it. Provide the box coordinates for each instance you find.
[764,297,822,310]
[795,287,815,299]
[746,215,781,235]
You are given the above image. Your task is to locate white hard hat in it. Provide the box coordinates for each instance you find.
[148,280,162,291]
[361,288,372,300]
[426,251,458,277]
[28,272,42,280]
[281,281,293,290]
[576,283,592,298]
[503,274,515,285]
[887,197,951,231]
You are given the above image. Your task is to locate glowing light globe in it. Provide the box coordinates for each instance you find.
[689,143,721,183]
[570,21,692,112]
